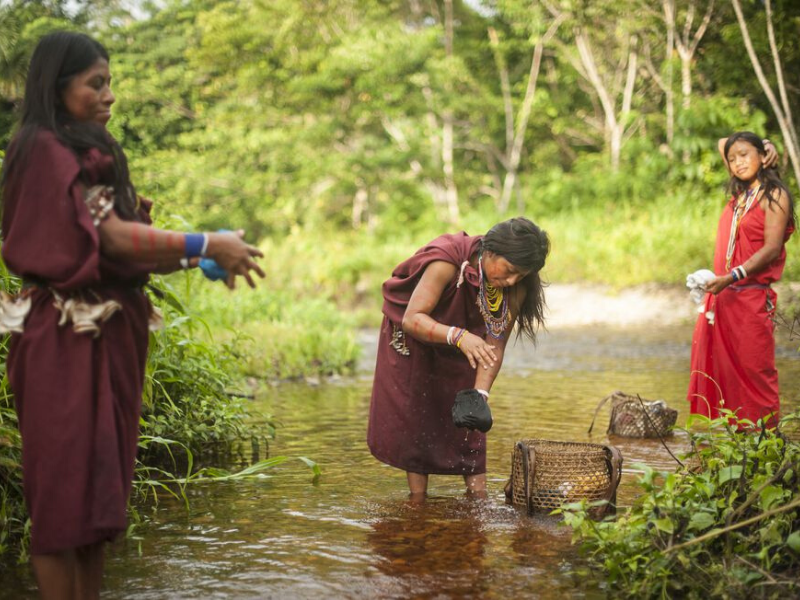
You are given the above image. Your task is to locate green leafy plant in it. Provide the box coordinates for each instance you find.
[140,278,271,467]
[561,411,800,599]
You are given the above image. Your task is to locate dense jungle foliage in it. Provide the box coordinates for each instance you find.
[1,0,799,290]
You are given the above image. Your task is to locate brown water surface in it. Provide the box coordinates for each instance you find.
[3,323,799,599]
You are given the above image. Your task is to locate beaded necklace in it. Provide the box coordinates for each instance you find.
[477,253,511,338]
[725,184,761,270]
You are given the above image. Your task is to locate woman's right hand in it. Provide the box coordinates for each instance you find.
[205,230,266,289]
[458,332,497,370]
[763,140,779,169]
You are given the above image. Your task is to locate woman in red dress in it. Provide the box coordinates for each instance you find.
[368,217,549,498]
[1,32,264,598]
[688,132,795,428]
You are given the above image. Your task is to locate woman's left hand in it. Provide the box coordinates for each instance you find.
[458,332,497,370]
[705,274,733,295]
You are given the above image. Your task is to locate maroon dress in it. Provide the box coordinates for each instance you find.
[367,233,488,475]
[2,131,155,554]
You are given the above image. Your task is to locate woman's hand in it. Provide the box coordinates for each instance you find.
[205,230,266,289]
[762,140,778,169]
[458,332,497,370]
[705,274,733,295]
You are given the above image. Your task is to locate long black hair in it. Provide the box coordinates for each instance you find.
[724,132,795,226]
[1,31,140,220]
[482,216,550,343]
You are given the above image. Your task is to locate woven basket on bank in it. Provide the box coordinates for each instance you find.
[588,391,678,439]
[504,439,623,519]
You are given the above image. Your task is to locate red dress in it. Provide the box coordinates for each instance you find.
[2,131,155,554]
[687,194,794,426]
[367,233,489,475]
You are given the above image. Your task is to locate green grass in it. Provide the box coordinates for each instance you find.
[229,192,799,318]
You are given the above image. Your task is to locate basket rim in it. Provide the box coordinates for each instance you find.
[517,438,611,455]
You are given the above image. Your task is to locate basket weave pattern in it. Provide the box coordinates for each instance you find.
[510,439,620,514]
[608,393,678,438]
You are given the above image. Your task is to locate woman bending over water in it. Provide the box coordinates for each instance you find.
[368,217,549,498]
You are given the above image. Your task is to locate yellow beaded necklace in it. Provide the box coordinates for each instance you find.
[484,281,503,313]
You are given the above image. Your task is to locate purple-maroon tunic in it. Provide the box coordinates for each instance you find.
[2,131,155,554]
[367,233,489,475]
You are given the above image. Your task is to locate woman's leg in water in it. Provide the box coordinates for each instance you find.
[464,473,487,498]
[407,472,428,501]
[31,541,104,600]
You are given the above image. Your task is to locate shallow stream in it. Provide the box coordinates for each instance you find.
[4,322,800,599]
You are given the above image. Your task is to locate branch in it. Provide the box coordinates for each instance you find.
[620,38,638,119]
[665,495,800,553]
[731,0,800,185]
[682,3,695,46]
[688,0,715,55]
[765,0,799,151]
[642,40,667,93]
[488,27,515,152]
[510,13,566,165]
[575,30,617,131]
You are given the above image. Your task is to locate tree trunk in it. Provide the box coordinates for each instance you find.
[442,0,459,223]
[664,0,675,149]
[574,31,637,172]
[731,0,800,186]
[673,0,715,111]
[680,56,691,109]
[352,187,368,229]
[496,15,565,213]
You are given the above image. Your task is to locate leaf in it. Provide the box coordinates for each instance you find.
[653,517,674,534]
[687,512,716,532]
[298,456,322,483]
[718,465,743,485]
[759,485,786,511]
[787,532,800,553]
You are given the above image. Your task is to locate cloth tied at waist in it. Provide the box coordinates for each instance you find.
[1,284,163,337]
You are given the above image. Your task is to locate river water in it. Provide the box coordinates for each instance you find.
[3,323,800,599]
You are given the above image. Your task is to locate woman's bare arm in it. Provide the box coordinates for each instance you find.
[473,284,525,394]
[705,189,791,294]
[402,261,498,370]
[97,211,265,288]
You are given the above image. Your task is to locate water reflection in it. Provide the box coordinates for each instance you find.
[367,498,489,596]
[1,323,798,599]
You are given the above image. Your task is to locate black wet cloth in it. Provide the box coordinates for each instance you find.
[452,389,493,433]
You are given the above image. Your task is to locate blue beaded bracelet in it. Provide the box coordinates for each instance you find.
[184,233,207,258]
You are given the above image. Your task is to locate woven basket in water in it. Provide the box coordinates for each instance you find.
[505,439,622,519]
[588,391,678,439]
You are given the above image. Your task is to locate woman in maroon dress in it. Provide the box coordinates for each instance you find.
[1,32,264,598]
[367,217,549,498]
[688,132,794,428]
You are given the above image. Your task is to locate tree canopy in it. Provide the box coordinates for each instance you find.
[1,0,799,240]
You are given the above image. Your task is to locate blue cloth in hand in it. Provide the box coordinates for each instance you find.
[199,258,228,282]
[198,228,233,282]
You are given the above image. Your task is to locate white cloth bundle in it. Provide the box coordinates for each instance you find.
[686,269,715,305]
